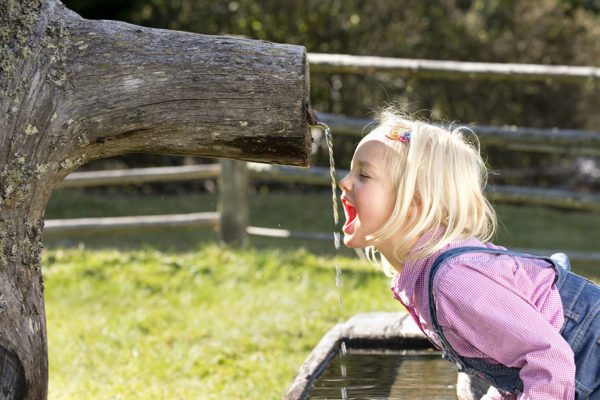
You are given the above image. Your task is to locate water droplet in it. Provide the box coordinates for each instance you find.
[340,341,347,355]
[341,386,347,399]
[333,231,341,249]
[340,364,347,377]
[335,264,343,287]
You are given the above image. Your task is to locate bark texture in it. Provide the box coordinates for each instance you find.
[0,0,311,398]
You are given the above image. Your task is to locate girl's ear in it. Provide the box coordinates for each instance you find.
[409,196,421,216]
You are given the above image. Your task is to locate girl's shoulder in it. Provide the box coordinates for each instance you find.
[433,239,509,272]
[433,242,517,291]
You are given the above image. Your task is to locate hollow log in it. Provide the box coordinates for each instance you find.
[0,0,312,397]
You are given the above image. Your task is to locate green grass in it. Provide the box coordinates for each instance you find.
[42,189,600,398]
[45,245,394,399]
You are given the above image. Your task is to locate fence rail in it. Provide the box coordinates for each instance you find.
[307,53,600,84]
[46,160,600,265]
[45,212,220,234]
[43,213,600,266]
[60,164,600,212]
[317,113,600,156]
[59,164,221,189]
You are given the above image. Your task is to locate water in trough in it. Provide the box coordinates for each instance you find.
[308,350,457,400]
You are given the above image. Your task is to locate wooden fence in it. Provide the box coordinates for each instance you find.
[46,158,600,264]
[46,54,600,263]
[55,162,600,212]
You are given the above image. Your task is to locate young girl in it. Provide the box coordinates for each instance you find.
[338,110,600,400]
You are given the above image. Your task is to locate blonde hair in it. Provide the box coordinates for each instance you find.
[365,109,497,276]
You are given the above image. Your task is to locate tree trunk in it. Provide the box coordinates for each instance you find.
[0,0,312,398]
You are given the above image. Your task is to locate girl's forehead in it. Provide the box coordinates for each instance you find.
[356,126,395,153]
[361,126,390,144]
[353,136,389,168]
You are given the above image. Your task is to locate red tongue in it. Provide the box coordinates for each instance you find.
[343,202,357,228]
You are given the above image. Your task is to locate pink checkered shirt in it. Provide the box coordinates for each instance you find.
[391,236,576,400]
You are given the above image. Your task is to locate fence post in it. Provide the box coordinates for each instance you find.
[219,160,249,247]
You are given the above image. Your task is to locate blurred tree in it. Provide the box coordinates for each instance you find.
[62,0,144,20]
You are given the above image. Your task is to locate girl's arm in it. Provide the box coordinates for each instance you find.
[435,266,575,400]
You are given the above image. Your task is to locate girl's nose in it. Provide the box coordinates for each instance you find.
[339,173,351,191]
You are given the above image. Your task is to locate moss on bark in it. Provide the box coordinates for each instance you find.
[0,0,44,83]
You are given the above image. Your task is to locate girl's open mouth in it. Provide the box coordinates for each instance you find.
[341,197,357,232]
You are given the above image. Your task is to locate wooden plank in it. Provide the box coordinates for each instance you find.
[246,226,333,241]
[58,162,599,212]
[61,162,579,189]
[248,163,345,185]
[317,113,600,156]
[248,163,600,212]
[487,185,600,212]
[308,53,600,84]
[44,212,219,235]
[61,164,221,188]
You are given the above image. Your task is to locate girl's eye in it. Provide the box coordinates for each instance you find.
[359,173,370,179]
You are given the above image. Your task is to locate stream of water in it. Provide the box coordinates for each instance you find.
[317,121,348,399]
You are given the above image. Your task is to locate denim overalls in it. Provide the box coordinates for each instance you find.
[429,246,600,399]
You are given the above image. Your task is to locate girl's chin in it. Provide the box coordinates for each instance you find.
[342,235,353,247]
[342,219,356,235]
[342,233,364,248]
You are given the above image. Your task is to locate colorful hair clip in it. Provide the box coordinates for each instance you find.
[386,129,411,143]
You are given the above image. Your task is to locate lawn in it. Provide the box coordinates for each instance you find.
[44,245,394,399]
[43,189,599,399]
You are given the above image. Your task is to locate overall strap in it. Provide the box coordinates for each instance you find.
[427,246,558,369]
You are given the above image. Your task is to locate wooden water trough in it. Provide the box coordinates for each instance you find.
[285,312,490,400]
